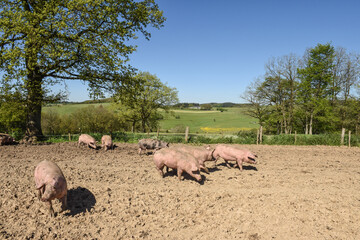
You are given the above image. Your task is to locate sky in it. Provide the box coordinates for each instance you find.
[64,0,360,103]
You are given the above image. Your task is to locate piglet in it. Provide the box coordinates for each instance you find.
[78,134,97,149]
[34,160,67,217]
[101,135,113,151]
[153,148,202,182]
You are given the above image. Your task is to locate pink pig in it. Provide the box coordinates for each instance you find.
[153,148,202,182]
[101,135,113,151]
[172,145,215,173]
[34,160,67,217]
[78,134,97,149]
[213,144,257,171]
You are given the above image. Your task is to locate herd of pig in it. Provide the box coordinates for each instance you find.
[2,133,258,217]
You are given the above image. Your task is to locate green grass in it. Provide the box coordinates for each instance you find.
[160,108,258,133]
[42,103,259,133]
[42,103,111,115]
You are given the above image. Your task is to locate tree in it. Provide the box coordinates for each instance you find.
[113,71,178,132]
[0,88,27,134]
[297,43,335,134]
[200,104,212,110]
[0,0,165,139]
[241,78,269,127]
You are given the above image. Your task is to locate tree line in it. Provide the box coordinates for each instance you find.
[242,43,360,135]
[1,71,178,137]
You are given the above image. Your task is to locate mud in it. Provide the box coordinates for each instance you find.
[0,143,359,239]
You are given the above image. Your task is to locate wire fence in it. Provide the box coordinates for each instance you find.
[21,129,360,147]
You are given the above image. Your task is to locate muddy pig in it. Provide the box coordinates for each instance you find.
[0,133,15,145]
[101,135,113,151]
[153,148,202,182]
[172,145,215,173]
[213,144,257,171]
[34,160,67,217]
[78,134,97,149]
[138,138,169,155]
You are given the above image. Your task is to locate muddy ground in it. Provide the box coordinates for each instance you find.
[0,143,359,239]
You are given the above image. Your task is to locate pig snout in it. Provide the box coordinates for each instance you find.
[247,155,257,164]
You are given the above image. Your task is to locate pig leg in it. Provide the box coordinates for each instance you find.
[187,170,202,182]
[201,164,210,174]
[60,194,67,212]
[177,169,183,181]
[236,159,243,171]
[47,201,55,217]
[138,148,143,155]
[155,165,164,177]
[37,185,45,200]
[224,160,232,168]
[37,189,42,200]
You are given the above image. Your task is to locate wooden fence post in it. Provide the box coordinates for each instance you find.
[185,126,189,142]
[259,126,263,144]
[68,133,71,142]
[348,130,351,147]
[256,129,259,145]
[294,131,297,144]
[341,128,345,145]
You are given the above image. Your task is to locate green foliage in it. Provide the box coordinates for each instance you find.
[200,104,212,110]
[41,105,124,134]
[113,71,179,132]
[244,43,360,135]
[0,0,165,136]
[0,90,26,134]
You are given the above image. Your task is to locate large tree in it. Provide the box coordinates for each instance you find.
[113,71,178,132]
[297,43,335,134]
[0,0,165,138]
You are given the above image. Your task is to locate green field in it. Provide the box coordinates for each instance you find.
[43,103,111,115]
[160,108,258,133]
[42,103,259,133]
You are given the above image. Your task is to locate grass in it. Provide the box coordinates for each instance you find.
[43,103,111,115]
[42,103,259,133]
[160,108,258,133]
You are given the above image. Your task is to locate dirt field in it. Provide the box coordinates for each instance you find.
[0,143,359,239]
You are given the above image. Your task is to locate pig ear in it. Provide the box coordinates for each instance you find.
[205,145,211,150]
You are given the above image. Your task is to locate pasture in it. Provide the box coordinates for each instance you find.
[1,143,359,239]
[42,103,259,133]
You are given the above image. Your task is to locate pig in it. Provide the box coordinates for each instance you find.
[34,160,67,217]
[172,145,215,174]
[138,138,169,155]
[153,148,202,182]
[101,135,113,151]
[0,133,15,145]
[213,144,257,171]
[78,134,97,149]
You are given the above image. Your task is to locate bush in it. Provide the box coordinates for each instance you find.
[170,124,186,133]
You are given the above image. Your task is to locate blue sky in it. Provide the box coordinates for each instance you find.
[65,0,360,103]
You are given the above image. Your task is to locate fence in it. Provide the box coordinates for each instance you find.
[31,126,360,147]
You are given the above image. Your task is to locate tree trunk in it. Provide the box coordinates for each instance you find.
[25,71,43,139]
[309,112,313,135]
[142,120,146,133]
